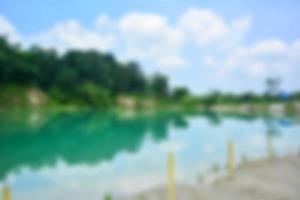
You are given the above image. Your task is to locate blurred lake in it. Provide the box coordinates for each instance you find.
[0,110,300,200]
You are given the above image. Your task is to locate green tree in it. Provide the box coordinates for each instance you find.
[150,73,169,98]
[172,87,189,101]
[78,83,112,107]
[0,36,171,106]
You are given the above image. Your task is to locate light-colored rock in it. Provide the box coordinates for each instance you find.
[26,88,47,106]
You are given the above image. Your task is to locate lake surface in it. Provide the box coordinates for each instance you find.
[0,110,300,200]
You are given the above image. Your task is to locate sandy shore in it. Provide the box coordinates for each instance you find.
[122,154,300,200]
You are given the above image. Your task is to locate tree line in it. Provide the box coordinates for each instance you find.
[0,36,172,106]
[1,36,299,107]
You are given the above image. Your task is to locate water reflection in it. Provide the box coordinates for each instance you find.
[0,110,191,180]
[0,110,299,199]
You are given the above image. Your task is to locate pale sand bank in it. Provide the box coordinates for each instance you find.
[122,154,300,200]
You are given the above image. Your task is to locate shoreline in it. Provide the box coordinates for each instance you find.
[121,154,300,200]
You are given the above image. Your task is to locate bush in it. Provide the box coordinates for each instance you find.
[172,87,189,101]
[78,83,112,107]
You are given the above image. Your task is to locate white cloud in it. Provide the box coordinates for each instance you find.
[95,14,116,33]
[95,15,111,29]
[290,40,300,60]
[27,20,116,53]
[178,8,251,49]
[157,54,186,69]
[247,62,267,75]
[117,12,185,69]
[0,8,299,92]
[247,39,287,55]
[0,15,21,43]
[203,55,217,66]
[179,9,229,45]
[219,39,300,78]
[119,13,169,39]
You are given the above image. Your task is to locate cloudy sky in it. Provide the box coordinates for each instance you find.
[1,0,299,94]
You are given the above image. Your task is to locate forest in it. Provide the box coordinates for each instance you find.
[0,36,172,107]
[0,35,299,108]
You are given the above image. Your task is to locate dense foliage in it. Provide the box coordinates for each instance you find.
[1,36,299,108]
[0,36,170,106]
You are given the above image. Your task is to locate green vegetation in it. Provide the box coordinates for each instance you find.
[171,87,190,101]
[1,36,300,110]
[0,36,171,108]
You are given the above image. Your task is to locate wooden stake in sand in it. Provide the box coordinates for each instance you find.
[227,139,235,175]
[2,186,12,200]
[167,151,176,200]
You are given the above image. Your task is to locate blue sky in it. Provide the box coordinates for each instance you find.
[1,0,300,93]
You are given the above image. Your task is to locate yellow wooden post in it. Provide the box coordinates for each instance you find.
[227,139,235,175]
[2,186,12,200]
[167,151,175,200]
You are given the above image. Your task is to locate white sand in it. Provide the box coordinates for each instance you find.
[122,154,300,200]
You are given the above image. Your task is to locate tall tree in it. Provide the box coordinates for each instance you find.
[151,73,169,98]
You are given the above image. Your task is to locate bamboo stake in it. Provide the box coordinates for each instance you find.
[167,151,175,200]
[2,186,12,200]
[227,139,235,175]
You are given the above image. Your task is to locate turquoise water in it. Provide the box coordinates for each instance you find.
[0,110,300,199]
